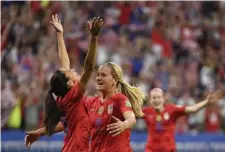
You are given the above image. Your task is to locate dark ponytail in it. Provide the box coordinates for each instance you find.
[44,70,69,136]
[44,90,61,136]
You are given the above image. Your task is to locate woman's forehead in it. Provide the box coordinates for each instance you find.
[59,68,67,72]
[150,90,163,96]
[98,65,111,73]
[59,68,74,72]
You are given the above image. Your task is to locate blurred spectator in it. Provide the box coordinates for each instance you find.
[204,104,221,133]
[1,81,17,128]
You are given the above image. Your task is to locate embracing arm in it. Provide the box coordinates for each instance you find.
[36,122,64,136]
[122,111,136,129]
[107,111,136,136]
[25,122,64,148]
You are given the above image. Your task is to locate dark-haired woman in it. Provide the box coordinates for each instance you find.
[25,14,103,152]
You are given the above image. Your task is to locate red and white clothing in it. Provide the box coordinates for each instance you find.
[87,93,133,152]
[143,104,186,152]
[204,105,221,133]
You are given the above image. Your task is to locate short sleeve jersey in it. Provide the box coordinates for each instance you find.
[142,104,186,152]
[57,83,90,152]
[87,93,133,152]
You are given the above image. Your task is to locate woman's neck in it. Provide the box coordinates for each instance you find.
[100,89,118,102]
[156,106,164,113]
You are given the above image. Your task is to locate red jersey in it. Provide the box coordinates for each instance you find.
[205,106,221,132]
[87,93,133,152]
[143,104,186,152]
[57,83,90,152]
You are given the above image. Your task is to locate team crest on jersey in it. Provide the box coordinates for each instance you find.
[108,104,113,114]
[164,112,170,120]
[125,100,132,107]
[97,106,104,115]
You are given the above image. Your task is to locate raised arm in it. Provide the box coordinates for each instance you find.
[185,90,224,114]
[25,122,64,148]
[51,14,70,69]
[79,17,104,92]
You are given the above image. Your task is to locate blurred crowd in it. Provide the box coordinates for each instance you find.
[1,1,225,133]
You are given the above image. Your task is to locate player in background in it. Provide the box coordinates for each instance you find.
[25,14,103,152]
[87,62,146,152]
[143,88,224,152]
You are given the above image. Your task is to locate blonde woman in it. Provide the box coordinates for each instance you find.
[88,62,146,152]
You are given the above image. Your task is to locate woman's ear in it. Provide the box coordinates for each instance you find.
[67,80,74,88]
[114,77,119,85]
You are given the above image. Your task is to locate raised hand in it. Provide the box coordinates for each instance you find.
[24,130,41,148]
[107,116,127,137]
[87,17,104,37]
[207,90,224,104]
[50,14,63,33]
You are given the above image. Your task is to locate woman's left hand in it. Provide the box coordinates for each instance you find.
[107,116,127,136]
[87,17,104,37]
[207,90,224,104]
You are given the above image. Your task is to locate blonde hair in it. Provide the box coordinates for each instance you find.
[103,62,146,117]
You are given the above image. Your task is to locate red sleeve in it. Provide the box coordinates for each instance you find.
[57,83,83,110]
[171,105,186,121]
[62,83,82,102]
[142,107,150,119]
[118,97,133,113]
[84,96,98,111]
[83,97,92,113]
[142,107,149,114]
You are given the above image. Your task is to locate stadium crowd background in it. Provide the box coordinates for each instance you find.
[1,1,225,134]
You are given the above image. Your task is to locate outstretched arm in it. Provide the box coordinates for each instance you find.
[79,17,104,92]
[25,122,64,148]
[185,90,224,114]
[51,14,70,69]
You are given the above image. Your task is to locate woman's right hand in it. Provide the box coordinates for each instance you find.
[87,17,104,37]
[50,14,63,33]
[24,130,41,148]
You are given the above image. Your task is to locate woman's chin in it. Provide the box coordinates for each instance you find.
[97,86,104,91]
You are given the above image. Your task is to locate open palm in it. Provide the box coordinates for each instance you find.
[24,131,41,148]
[51,14,63,33]
[207,90,224,104]
[87,17,104,37]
